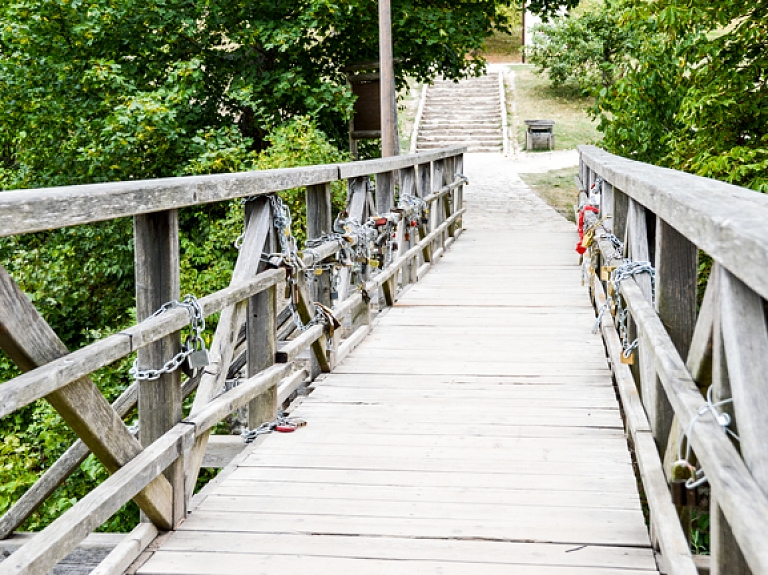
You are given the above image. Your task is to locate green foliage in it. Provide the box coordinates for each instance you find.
[0,0,517,537]
[0,116,345,534]
[529,0,768,192]
[527,5,634,93]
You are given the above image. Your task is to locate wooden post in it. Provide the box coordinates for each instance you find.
[375,171,394,215]
[432,160,445,254]
[710,266,752,575]
[416,162,432,264]
[306,183,334,372]
[455,154,464,231]
[443,156,455,239]
[133,210,185,527]
[399,167,417,286]
[247,197,278,427]
[601,181,614,231]
[379,0,399,158]
[613,188,629,252]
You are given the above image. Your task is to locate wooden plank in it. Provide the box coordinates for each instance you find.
[201,436,247,469]
[173,509,650,547]
[719,267,768,491]
[246,197,278,429]
[138,551,656,575]
[0,265,173,531]
[89,523,157,575]
[338,148,466,179]
[0,269,282,418]
[184,198,273,501]
[133,209,185,526]
[620,278,768,574]
[0,165,339,238]
[153,532,657,570]
[0,425,193,575]
[580,145,768,301]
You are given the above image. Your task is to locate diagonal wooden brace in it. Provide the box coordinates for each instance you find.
[0,266,173,530]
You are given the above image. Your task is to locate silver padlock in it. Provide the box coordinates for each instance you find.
[186,338,210,370]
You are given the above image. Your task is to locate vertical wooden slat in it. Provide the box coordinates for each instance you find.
[398,167,417,286]
[455,154,464,231]
[432,160,445,253]
[375,171,394,215]
[710,266,752,575]
[613,188,629,250]
[246,197,278,427]
[134,210,184,526]
[601,181,614,231]
[416,163,432,264]
[306,183,334,369]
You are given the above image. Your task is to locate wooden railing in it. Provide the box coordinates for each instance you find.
[0,146,466,575]
[578,145,768,575]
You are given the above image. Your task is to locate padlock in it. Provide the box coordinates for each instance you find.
[620,351,634,365]
[391,242,398,251]
[186,339,211,370]
[330,289,338,300]
[600,267,616,282]
[670,459,695,483]
[368,258,380,268]
[607,283,614,297]
[314,267,323,276]
[404,232,410,242]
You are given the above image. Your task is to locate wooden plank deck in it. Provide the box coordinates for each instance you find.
[136,154,657,575]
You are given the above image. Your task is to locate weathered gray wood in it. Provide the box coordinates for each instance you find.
[620,278,768,574]
[184,198,273,502]
[0,166,339,239]
[89,523,157,575]
[601,181,614,230]
[613,188,629,251]
[379,0,398,158]
[580,145,768,301]
[0,425,193,575]
[338,148,465,179]
[655,218,698,359]
[0,269,282,419]
[454,154,464,230]
[710,284,751,575]
[431,160,445,254]
[246,198,278,430]
[0,373,202,540]
[134,210,185,527]
[276,369,309,405]
[0,266,173,531]
[201,436,247,469]
[718,267,768,575]
[275,324,325,364]
[185,364,293,435]
[416,162,433,263]
[375,171,394,215]
[719,267,768,493]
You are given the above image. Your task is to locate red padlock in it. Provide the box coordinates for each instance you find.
[275,425,296,433]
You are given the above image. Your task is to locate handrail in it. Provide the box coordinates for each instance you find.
[0,146,465,238]
[579,145,768,301]
[578,146,768,575]
[0,146,467,575]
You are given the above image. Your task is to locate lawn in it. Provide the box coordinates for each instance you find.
[508,64,601,151]
[519,167,580,222]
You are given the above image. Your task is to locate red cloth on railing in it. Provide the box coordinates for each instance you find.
[575,205,599,255]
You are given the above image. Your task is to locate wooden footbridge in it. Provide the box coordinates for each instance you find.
[0,147,767,575]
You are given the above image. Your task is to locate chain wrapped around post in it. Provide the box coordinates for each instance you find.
[129,294,209,381]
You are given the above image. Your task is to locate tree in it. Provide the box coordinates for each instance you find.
[0,0,516,190]
[526,4,634,93]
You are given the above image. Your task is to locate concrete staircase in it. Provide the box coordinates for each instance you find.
[415,73,503,153]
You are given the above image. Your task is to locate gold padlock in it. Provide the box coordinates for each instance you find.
[368,259,380,268]
[601,266,617,282]
[607,282,614,297]
[621,352,634,365]
[314,268,323,276]
[581,229,595,249]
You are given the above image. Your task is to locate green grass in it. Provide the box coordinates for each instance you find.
[519,167,579,222]
[484,29,523,63]
[508,65,601,151]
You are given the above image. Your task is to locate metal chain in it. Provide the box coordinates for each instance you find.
[129,294,207,381]
[242,412,307,443]
[674,385,739,489]
[610,260,656,358]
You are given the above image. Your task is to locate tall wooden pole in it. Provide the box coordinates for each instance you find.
[379,0,399,157]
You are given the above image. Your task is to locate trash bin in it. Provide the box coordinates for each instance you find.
[524,120,555,150]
